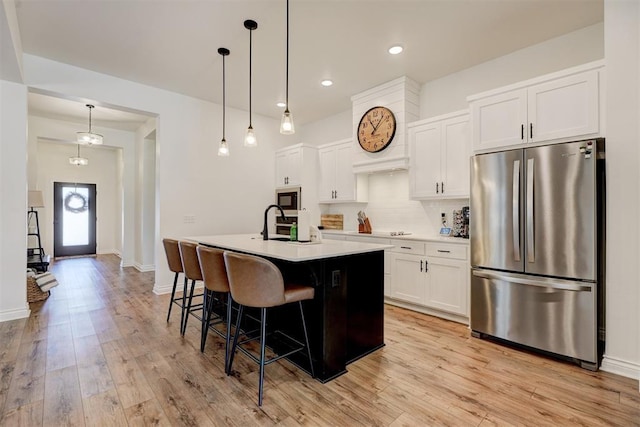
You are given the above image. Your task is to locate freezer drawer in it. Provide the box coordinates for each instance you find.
[470,269,597,364]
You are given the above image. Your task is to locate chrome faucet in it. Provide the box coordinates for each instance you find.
[263,204,287,240]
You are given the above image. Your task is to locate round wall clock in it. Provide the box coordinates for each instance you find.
[357,106,397,153]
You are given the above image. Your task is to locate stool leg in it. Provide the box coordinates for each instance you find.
[224,292,233,374]
[299,301,315,378]
[258,307,267,407]
[180,276,188,334]
[166,272,179,322]
[182,279,196,335]
[201,289,213,352]
[228,304,244,375]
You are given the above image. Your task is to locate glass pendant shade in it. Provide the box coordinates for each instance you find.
[78,104,103,145]
[69,143,88,166]
[76,131,103,145]
[280,109,295,134]
[218,138,229,156]
[244,126,257,147]
[69,156,89,166]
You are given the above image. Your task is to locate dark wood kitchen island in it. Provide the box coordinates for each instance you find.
[187,234,392,382]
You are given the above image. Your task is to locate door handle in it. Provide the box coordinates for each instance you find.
[472,269,593,292]
[513,159,521,262]
[530,123,533,140]
[436,182,439,194]
[521,124,524,140]
[424,260,428,273]
[420,260,423,272]
[334,190,337,199]
[441,182,444,193]
[526,158,535,263]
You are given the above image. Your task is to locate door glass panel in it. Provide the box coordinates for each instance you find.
[62,186,90,246]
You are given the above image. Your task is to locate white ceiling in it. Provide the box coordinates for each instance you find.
[15,0,603,128]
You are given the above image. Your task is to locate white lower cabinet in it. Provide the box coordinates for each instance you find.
[389,241,469,321]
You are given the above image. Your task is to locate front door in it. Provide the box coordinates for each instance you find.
[53,182,97,257]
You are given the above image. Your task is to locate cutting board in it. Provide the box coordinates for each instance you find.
[321,214,344,230]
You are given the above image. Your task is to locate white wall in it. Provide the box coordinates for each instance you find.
[21,54,290,294]
[420,23,604,118]
[34,141,121,255]
[134,118,157,271]
[601,0,640,381]
[0,79,29,321]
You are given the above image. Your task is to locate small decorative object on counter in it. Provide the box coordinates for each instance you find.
[290,222,297,241]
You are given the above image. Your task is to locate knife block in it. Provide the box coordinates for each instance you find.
[359,218,372,234]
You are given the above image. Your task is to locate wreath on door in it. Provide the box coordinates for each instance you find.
[64,191,89,213]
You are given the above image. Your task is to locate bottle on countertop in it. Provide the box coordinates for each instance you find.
[290,222,297,241]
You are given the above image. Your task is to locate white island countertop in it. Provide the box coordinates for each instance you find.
[185,234,393,262]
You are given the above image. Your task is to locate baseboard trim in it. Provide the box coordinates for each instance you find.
[153,282,204,296]
[600,355,640,380]
[383,297,469,325]
[0,307,31,323]
[134,263,155,272]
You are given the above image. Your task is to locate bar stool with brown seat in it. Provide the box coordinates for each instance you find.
[196,245,233,372]
[162,238,186,327]
[178,241,205,336]
[224,251,315,406]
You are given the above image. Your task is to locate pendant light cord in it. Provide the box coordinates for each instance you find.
[222,53,226,139]
[285,0,289,110]
[249,27,253,127]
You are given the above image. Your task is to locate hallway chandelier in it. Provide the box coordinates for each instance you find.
[218,47,230,157]
[244,19,258,147]
[69,143,89,166]
[77,104,103,145]
[280,0,295,135]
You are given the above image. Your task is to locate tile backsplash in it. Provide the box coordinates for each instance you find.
[323,171,468,236]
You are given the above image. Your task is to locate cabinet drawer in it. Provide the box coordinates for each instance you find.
[390,240,426,256]
[345,235,391,246]
[426,242,467,260]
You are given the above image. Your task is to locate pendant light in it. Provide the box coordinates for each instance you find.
[280,0,295,134]
[77,104,103,145]
[218,47,230,157]
[69,144,89,166]
[244,20,258,147]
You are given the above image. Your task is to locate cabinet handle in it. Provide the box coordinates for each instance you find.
[441,182,444,193]
[437,250,451,253]
[420,260,423,272]
[335,190,337,199]
[436,182,439,194]
[400,246,412,250]
[530,123,533,139]
[425,260,428,273]
[521,124,524,140]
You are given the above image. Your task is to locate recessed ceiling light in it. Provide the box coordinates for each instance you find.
[388,45,403,55]
[321,79,333,87]
[276,102,286,108]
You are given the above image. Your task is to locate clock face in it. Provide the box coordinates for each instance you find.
[357,106,397,153]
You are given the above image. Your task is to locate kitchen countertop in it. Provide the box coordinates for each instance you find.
[185,234,393,262]
[321,229,470,245]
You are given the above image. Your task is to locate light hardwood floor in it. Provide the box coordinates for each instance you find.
[1,254,638,426]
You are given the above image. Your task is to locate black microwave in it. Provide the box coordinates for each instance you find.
[275,187,301,215]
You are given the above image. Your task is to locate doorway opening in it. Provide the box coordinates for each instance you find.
[53,182,97,257]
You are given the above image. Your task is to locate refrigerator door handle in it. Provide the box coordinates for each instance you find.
[512,160,521,261]
[526,158,535,263]
[472,269,593,292]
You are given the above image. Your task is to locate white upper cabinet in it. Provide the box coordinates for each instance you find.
[318,139,367,203]
[468,61,603,153]
[470,89,527,151]
[275,145,303,187]
[409,111,470,199]
[527,71,599,143]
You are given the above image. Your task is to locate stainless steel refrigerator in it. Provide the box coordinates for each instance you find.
[470,139,605,370]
